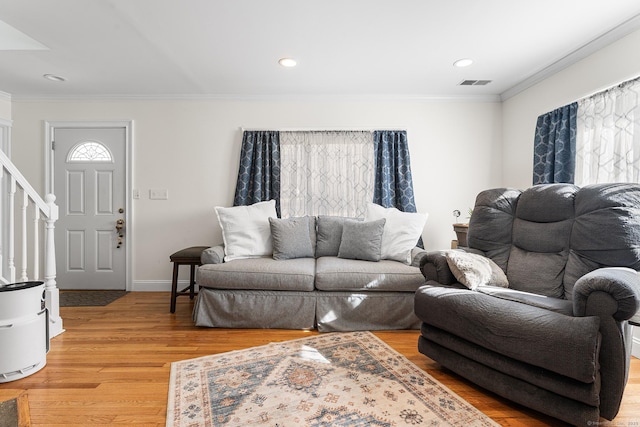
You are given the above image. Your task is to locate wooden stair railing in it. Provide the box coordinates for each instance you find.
[0,149,63,337]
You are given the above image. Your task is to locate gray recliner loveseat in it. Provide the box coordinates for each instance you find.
[414,183,640,426]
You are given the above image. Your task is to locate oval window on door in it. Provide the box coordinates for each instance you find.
[67,141,113,162]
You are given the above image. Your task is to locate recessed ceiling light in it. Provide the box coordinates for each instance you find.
[453,58,473,68]
[278,58,297,68]
[43,74,66,82]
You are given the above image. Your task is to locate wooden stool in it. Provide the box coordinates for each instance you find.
[169,246,208,313]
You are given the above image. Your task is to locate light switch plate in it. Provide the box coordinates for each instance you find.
[149,189,168,200]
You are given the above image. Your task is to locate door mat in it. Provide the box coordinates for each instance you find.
[167,331,498,427]
[60,290,128,307]
[0,393,31,427]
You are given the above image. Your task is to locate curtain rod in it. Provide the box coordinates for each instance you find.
[540,74,640,116]
[240,127,407,132]
[577,74,640,103]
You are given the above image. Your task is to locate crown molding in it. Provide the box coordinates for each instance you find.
[500,13,640,101]
[9,92,501,103]
[0,91,11,102]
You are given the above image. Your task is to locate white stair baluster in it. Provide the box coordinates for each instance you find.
[20,190,28,282]
[33,202,40,281]
[8,177,15,283]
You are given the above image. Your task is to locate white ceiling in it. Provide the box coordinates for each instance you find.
[1,0,640,100]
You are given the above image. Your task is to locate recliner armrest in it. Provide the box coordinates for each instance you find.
[419,251,457,284]
[573,267,640,321]
[201,245,225,265]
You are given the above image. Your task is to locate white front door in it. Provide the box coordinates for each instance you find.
[53,127,127,290]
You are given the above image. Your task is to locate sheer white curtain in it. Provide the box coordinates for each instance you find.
[279,131,374,218]
[575,78,640,185]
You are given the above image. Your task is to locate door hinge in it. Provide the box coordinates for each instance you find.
[51,141,55,150]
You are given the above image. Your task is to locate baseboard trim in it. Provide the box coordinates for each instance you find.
[130,280,173,292]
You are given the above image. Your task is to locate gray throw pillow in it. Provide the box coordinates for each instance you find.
[316,216,351,257]
[269,216,315,260]
[337,218,386,262]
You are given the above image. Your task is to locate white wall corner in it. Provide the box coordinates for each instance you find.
[0,92,12,122]
[633,327,640,359]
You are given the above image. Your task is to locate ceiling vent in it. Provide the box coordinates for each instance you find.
[459,79,492,86]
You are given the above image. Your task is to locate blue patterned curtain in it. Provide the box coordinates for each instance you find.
[532,103,578,184]
[233,131,281,214]
[373,130,417,212]
[234,130,419,221]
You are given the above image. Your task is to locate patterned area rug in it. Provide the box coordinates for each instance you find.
[0,393,30,427]
[60,290,128,307]
[0,398,18,427]
[167,331,498,427]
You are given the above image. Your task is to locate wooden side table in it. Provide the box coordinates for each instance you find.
[169,246,208,313]
[452,223,469,248]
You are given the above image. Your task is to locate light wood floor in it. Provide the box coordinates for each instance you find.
[0,292,638,426]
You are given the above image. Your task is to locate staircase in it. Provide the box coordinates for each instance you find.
[0,149,63,337]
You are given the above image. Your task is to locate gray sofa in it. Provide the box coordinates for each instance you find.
[193,214,427,332]
[414,183,640,426]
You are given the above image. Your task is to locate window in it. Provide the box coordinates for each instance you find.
[67,141,112,162]
[575,77,640,185]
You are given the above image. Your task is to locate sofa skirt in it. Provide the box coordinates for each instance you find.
[193,288,420,332]
[315,292,420,332]
[193,288,316,329]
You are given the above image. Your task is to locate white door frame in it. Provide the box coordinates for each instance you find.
[44,120,134,291]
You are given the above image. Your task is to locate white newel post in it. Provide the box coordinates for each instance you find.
[44,193,63,337]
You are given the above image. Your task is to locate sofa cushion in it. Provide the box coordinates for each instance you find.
[269,216,316,260]
[215,200,277,262]
[315,256,424,292]
[507,186,577,297]
[572,183,640,268]
[507,246,568,298]
[338,218,386,262]
[469,185,579,298]
[467,187,521,270]
[196,257,316,291]
[444,250,508,290]
[365,203,427,264]
[515,184,577,223]
[476,286,573,316]
[565,183,640,296]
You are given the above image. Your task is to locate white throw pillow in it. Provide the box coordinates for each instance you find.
[444,250,509,290]
[215,200,277,262]
[364,203,428,264]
